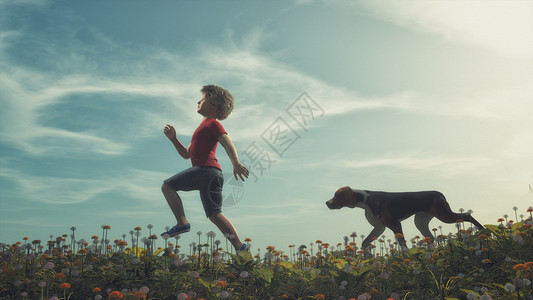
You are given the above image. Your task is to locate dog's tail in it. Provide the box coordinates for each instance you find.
[431,195,484,229]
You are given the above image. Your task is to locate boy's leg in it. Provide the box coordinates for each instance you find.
[209,212,244,250]
[162,183,188,226]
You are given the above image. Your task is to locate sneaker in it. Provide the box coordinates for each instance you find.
[161,223,190,237]
[238,243,247,252]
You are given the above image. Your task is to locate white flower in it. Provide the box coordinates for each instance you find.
[140,286,149,293]
[480,294,493,300]
[466,292,477,300]
[177,293,188,300]
[341,280,348,286]
[504,283,516,292]
[357,293,371,300]
[240,271,249,278]
[513,235,524,245]
[220,291,230,298]
[523,279,531,287]
[189,271,200,279]
[174,259,184,266]
[44,262,55,269]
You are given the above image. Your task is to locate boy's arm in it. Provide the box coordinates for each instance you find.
[218,133,249,181]
[164,124,190,159]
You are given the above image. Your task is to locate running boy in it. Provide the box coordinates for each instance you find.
[161,85,249,252]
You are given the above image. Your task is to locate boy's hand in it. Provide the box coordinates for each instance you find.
[233,163,249,181]
[164,124,177,140]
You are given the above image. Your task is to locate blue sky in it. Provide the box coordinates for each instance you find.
[1,0,532,254]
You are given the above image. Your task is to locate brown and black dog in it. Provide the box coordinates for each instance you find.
[326,186,484,249]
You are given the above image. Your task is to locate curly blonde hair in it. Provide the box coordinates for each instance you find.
[201,85,234,120]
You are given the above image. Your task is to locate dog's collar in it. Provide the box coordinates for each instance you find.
[352,189,370,204]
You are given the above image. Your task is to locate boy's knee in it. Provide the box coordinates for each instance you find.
[208,212,221,222]
[161,183,173,193]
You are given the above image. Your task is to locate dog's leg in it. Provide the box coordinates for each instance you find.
[430,197,484,229]
[414,212,435,242]
[362,225,385,250]
[387,221,407,248]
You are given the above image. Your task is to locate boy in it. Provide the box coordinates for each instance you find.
[161,85,250,252]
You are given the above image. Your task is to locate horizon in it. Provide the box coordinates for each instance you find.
[1,0,532,254]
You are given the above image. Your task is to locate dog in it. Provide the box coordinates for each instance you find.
[326,186,484,249]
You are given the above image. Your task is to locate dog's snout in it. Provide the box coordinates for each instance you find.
[326,199,335,209]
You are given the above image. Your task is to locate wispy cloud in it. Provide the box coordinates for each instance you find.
[0,168,165,205]
[350,0,533,59]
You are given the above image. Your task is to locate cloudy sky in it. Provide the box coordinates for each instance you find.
[1,0,532,254]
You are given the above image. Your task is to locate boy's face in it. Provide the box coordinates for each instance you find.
[197,93,218,118]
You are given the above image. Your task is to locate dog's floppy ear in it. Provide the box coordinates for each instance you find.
[341,186,351,191]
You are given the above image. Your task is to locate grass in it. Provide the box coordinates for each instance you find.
[1,207,532,300]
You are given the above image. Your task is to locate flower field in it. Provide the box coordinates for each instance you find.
[1,208,532,300]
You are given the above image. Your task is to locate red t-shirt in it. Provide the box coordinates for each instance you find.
[190,118,226,169]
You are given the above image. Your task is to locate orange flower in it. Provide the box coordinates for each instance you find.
[281,295,289,299]
[92,287,101,293]
[394,233,404,239]
[478,234,489,240]
[134,226,142,231]
[314,294,325,299]
[78,248,88,254]
[109,291,123,299]
[133,291,147,299]
[55,273,66,280]
[59,283,71,289]
[102,225,111,230]
[215,280,226,288]
[513,264,529,271]
[482,259,492,264]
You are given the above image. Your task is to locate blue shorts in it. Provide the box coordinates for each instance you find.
[163,166,224,217]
